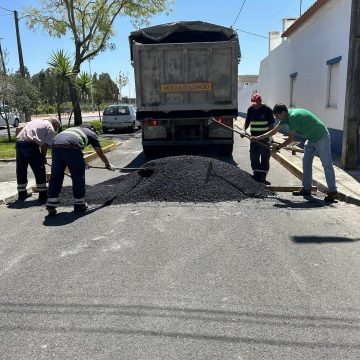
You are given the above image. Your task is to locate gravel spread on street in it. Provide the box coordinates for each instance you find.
[57,155,273,205]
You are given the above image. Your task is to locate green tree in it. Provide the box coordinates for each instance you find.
[116,71,129,102]
[48,50,93,128]
[92,72,118,120]
[31,68,69,109]
[0,72,39,141]
[98,73,118,103]
[23,0,173,125]
[48,49,76,127]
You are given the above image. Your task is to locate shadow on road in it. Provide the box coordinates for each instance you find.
[7,199,41,209]
[42,202,113,226]
[1,301,360,350]
[293,235,360,243]
[272,196,328,209]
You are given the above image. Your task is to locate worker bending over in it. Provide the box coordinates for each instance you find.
[16,118,60,203]
[46,123,115,215]
[251,104,337,202]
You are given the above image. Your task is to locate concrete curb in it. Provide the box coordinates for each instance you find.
[0,141,122,205]
[83,141,121,163]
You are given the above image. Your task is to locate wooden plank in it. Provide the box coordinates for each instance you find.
[271,152,303,180]
[266,186,317,192]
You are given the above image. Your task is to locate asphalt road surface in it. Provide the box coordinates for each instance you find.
[0,133,360,359]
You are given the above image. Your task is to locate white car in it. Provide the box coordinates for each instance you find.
[102,104,140,133]
[0,105,20,128]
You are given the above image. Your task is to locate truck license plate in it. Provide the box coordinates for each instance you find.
[144,126,167,139]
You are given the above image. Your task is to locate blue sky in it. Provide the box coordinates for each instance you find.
[0,0,315,97]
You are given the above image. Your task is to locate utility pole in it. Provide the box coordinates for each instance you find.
[0,39,6,74]
[14,10,30,121]
[299,0,303,16]
[14,10,25,78]
[342,0,360,169]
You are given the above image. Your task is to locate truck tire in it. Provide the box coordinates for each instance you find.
[102,127,109,134]
[218,144,233,156]
[13,118,19,127]
[143,145,158,158]
[130,122,136,132]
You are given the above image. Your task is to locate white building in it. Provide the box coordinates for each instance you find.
[238,0,359,167]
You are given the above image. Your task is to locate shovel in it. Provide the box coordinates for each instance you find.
[209,117,304,154]
[208,117,270,149]
[86,165,154,177]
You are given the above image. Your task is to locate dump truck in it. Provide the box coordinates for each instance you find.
[129,21,240,157]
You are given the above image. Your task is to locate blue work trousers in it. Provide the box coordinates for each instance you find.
[302,133,337,192]
[16,141,46,194]
[47,148,86,204]
[250,140,271,176]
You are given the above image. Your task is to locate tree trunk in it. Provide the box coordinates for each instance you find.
[68,82,82,126]
[56,106,62,132]
[97,105,102,121]
[6,119,11,142]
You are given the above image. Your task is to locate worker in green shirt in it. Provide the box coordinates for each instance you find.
[250,103,337,202]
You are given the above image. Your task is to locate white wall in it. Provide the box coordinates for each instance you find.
[237,83,258,116]
[238,0,352,132]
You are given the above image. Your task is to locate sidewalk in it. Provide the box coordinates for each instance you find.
[235,117,360,206]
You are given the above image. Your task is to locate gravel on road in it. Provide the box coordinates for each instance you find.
[54,155,273,205]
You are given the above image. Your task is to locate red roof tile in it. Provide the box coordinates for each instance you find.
[282,0,329,38]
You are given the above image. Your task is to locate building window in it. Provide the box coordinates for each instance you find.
[326,56,342,108]
[290,72,297,107]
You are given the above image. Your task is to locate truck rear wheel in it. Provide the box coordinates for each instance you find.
[143,145,159,158]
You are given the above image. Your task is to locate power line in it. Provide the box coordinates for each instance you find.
[0,6,13,13]
[236,29,268,39]
[232,0,247,27]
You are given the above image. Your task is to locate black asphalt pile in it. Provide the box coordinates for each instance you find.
[58,155,273,205]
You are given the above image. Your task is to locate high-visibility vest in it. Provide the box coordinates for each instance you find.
[61,128,88,149]
[250,120,270,133]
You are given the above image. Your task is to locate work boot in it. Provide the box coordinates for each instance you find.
[46,206,57,216]
[292,188,312,196]
[259,173,271,185]
[324,191,338,203]
[74,203,88,212]
[38,192,48,204]
[251,172,262,182]
[17,192,32,201]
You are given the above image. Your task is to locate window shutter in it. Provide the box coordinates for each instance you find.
[290,77,296,107]
[328,62,339,108]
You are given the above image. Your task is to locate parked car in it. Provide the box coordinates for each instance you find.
[0,105,20,128]
[102,104,140,133]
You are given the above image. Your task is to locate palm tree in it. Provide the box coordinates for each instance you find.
[48,50,93,129]
[48,50,75,129]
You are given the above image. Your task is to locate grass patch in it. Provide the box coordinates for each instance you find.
[0,136,16,158]
[0,134,115,159]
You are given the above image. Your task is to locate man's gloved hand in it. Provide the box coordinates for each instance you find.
[271,144,281,153]
[106,163,116,171]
